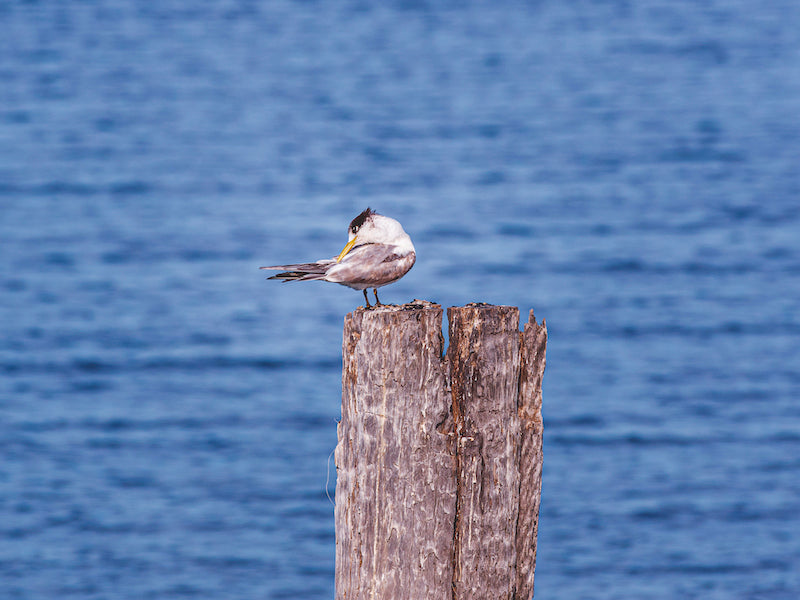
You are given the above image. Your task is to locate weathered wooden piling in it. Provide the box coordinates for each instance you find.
[335,301,546,600]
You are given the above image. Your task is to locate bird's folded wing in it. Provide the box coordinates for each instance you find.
[325,244,414,286]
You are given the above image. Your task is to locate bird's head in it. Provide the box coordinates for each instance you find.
[336,208,410,262]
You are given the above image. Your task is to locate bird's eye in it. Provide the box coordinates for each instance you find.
[352,226,359,233]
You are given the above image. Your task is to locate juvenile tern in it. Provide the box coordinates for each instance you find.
[260,208,415,308]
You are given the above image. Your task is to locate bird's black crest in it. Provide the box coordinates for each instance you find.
[349,208,375,233]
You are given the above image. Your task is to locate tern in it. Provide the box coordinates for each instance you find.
[260,208,415,308]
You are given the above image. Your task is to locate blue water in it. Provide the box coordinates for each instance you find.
[2,1,800,598]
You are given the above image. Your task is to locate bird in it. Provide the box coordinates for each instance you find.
[260,208,416,308]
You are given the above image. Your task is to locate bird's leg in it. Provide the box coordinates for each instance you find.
[363,288,372,308]
[373,288,382,306]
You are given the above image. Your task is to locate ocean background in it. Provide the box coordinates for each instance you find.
[2,1,799,598]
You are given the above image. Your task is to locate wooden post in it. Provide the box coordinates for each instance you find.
[335,301,546,600]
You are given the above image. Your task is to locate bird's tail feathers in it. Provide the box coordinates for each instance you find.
[259,261,332,282]
[267,271,328,282]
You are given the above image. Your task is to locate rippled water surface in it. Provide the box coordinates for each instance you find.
[2,1,800,598]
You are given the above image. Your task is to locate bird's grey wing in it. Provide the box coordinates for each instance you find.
[260,259,335,282]
[325,244,415,287]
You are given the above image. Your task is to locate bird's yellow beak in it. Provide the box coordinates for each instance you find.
[337,238,358,262]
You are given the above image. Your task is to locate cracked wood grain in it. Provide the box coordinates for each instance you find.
[335,302,546,600]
